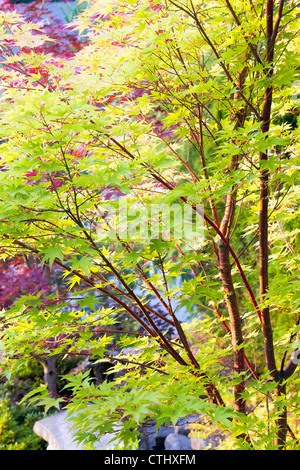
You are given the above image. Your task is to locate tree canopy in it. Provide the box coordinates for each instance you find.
[0,0,299,450]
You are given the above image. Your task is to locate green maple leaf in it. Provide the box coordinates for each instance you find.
[70,255,93,275]
[213,407,236,429]
[41,245,64,268]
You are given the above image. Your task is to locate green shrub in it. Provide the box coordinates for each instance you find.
[0,361,46,450]
[0,398,46,450]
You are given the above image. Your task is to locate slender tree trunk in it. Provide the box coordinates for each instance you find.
[215,54,249,415]
[41,356,58,396]
[218,185,246,414]
[260,0,287,447]
[274,382,287,449]
[218,238,246,414]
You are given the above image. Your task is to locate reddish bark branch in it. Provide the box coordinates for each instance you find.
[259,0,277,378]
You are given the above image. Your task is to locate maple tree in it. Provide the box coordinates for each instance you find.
[0,0,90,394]
[0,0,299,450]
[0,0,88,307]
